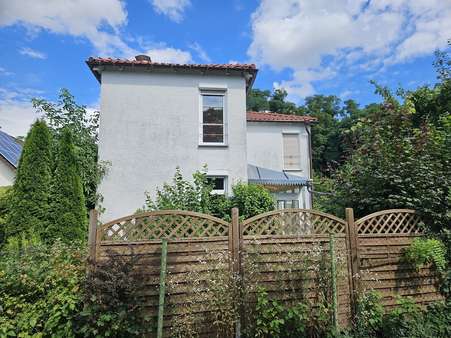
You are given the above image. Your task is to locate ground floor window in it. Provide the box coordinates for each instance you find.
[207,176,227,195]
[277,199,300,209]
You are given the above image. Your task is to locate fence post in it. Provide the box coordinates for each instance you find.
[329,233,338,329]
[231,207,241,275]
[157,239,168,338]
[345,208,360,316]
[88,209,98,262]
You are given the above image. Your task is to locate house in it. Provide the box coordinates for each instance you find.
[87,56,316,222]
[0,130,22,186]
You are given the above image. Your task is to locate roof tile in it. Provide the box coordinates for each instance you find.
[246,111,317,123]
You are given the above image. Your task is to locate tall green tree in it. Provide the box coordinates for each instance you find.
[247,89,271,111]
[46,128,87,243]
[300,95,344,173]
[268,89,297,113]
[6,120,52,241]
[32,89,102,209]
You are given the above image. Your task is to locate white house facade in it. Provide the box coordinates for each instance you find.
[87,56,315,222]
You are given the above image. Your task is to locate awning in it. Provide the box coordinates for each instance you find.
[248,164,309,186]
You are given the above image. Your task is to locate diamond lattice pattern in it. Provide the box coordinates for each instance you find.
[101,213,229,241]
[357,212,423,234]
[243,210,346,236]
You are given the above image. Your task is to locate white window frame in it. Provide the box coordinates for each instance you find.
[207,176,228,195]
[282,132,301,171]
[199,89,227,146]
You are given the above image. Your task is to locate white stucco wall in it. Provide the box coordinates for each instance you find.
[0,157,15,186]
[246,121,312,208]
[98,71,248,221]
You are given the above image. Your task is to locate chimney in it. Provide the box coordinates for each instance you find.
[135,55,151,62]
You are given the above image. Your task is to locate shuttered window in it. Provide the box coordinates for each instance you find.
[283,133,301,170]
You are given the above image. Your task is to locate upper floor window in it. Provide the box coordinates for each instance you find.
[283,133,301,170]
[200,93,226,145]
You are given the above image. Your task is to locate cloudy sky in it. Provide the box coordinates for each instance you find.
[0,0,450,136]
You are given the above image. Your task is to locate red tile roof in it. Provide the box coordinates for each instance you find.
[87,57,257,71]
[86,57,258,89]
[246,111,317,123]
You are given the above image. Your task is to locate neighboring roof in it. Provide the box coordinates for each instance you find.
[246,111,317,123]
[86,57,258,90]
[248,164,309,186]
[0,130,22,168]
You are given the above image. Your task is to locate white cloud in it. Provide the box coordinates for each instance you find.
[189,42,211,63]
[0,87,44,137]
[19,47,47,59]
[151,0,190,23]
[0,0,132,56]
[248,0,451,98]
[0,67,13,76]
[144,47,192,63]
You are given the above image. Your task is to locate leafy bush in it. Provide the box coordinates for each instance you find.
[145,167,274,220]
[403,238,447,273]
[76,249,152,337]
[230,182,274,220]
[0,241,85,337]
[0,186,11,246]
[351,292,451,338]
[353,291,384,337]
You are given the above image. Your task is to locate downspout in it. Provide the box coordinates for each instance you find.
[306,123,314,208]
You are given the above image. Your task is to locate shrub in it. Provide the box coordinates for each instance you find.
[403,238,447,273]
[46,128,87,243]
[145,167,274,220]
[6,120,52,243]
[0,240,85,337]
[76,249,152,337]
[0,186,11,246]
[230,182,274,220]
[353,291,384,337]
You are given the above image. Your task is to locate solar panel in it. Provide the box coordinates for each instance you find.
[0,130,22,168]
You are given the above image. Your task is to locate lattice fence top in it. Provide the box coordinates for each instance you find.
[99,210,230,242]
[241,209,346,236]
[355,209,423,234]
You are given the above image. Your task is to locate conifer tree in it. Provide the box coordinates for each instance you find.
[46,128,87,242]
[6,120,52,241]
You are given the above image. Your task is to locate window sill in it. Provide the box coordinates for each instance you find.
[198,143,229,148]
[283,168,303,172]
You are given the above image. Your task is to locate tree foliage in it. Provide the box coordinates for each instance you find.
[46,128,87,243]
[6,120,52,242]
[32,89,102,209]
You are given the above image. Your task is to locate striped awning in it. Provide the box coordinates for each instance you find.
[248,164,309,186]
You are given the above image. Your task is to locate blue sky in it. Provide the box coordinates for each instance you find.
[0,0,450,136]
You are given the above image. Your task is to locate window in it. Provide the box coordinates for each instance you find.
[201,93,226,144]
[207,176,227,195]
[277,200,300,209]
[283,133,301,170]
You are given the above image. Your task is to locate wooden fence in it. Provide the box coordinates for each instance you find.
[88,208,444,336]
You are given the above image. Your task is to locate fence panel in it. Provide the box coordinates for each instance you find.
[241,209,352,327]
[95,210,231,337]
[355,209,444,308]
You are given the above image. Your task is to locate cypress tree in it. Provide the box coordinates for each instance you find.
[46,127,87,242]
[6,120,52,241]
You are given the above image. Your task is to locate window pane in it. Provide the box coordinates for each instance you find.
[203,125,223,143]
[207,177,225,190]
[203,95,223,107]
[203,107,223,123]
[292,200,299,208]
